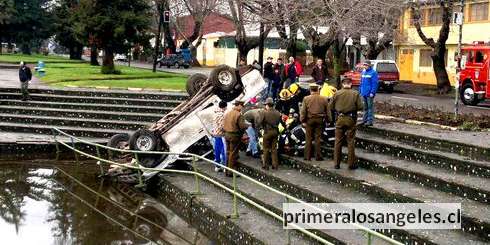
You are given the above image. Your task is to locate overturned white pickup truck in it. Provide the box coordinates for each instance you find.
[107,65,266,181]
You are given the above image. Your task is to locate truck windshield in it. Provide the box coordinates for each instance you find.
[376,63,398,73]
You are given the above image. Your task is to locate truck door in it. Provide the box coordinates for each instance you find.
[474,50,486,84]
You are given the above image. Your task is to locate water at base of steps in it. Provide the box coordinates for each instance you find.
[0,160,212,245]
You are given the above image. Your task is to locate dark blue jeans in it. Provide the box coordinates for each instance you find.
[362,96,374,124]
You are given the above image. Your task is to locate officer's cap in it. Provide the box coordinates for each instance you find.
[234,100,245,106]
[309,83,320,91]
[265,97,274,105]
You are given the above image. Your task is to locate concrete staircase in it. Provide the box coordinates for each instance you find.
[4,87,488,244]
[0,87,186,139]
[171,125,490,245]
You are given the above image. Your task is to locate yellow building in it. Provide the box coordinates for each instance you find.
[396,0,490,85]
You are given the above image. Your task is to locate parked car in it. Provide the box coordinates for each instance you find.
[343,60,400,93]
[114,54,128,62]
[458,41,490,105]
[158,54,190,69]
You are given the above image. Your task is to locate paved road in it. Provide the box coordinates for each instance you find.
[376,92,490,116]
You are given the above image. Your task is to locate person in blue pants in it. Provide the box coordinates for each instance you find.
[359,60,379,126]
[212,101,228,172]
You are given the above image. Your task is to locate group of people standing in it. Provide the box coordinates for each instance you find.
[259,56,304,101]
[211,58,379,175]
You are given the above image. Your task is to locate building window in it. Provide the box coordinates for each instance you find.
[470,2,488,21]
[410,10,426,26]
[419,49,432,67]
[427,8,442,25]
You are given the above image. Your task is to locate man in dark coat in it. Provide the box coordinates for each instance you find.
[311,59,329,86]
[263,57,276,99]
[19,61,32,101]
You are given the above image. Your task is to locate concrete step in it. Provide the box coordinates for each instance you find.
[360,125,490,162]
[194,161,391,245]
[0,113,150,131]
[0,92,182,107]
[357,133,490,179]
[278,155,490,242]
[236,155,489,244]
[0,105,164,122]
[0,87,188,101]
[157,173,319,244]
[0,122,132,138]
[322,144,490,205]
[0,100,172,114]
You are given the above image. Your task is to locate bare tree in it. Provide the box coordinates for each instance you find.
[226,0,271,64]
[170,0,220,65]
[352,2,403,60]
[411,0,453,93]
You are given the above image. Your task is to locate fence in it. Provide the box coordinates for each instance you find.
[51,127,403,245]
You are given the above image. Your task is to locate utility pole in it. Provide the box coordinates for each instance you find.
[455,0,465,120]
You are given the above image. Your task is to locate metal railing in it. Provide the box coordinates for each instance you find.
[51,127,403,245]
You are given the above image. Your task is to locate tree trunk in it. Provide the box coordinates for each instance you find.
[258,23,265,73]
[153,6,163,73]
[311,44,329,61]
[90,45,99,66]
[286,25,298,58]
[332,40,343,88]
[102,48,115,74]
[432,45,451,93]
[69,44,83,60]
[21,43,31,55]
[365,48,380,60]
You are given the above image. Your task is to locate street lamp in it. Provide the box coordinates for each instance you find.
[454,0,465,120]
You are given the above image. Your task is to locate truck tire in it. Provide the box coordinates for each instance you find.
[210,65,240,92]
[108,133,130,149]
[461,83,479,105]
[174,62,180,69]
[186,73,208,97]
[129,129,159,152]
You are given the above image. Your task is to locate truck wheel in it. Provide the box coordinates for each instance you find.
[108,133,129,149]
[461,83,479,105]
[129,129,159,152]
[210,65,240,92]
[186,73,208,97]
[174,62,180,69]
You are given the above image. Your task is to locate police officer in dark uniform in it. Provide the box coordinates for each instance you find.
[260,97,285,170]
[223,100,249,177]
[330,78,363,169]
[300,83,331,161]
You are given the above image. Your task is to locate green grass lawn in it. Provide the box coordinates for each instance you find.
[0,53,82,64]
[0,53,188,90]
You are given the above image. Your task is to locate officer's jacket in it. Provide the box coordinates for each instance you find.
[260,108,283,131]
[300,93,331,123]
[223,107,249,133]
[330,88,363,114]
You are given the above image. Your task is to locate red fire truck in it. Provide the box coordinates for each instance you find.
[459,41,490,105]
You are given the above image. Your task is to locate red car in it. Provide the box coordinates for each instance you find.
[343,60,400,93]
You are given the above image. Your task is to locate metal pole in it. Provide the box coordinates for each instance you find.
[70,137,79,164]
[367,233,372,245]
[96,146,104,176]
[192,156,201,195]
[134,153,145,188]
[455,0,465,120]
[231,171,239,218]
